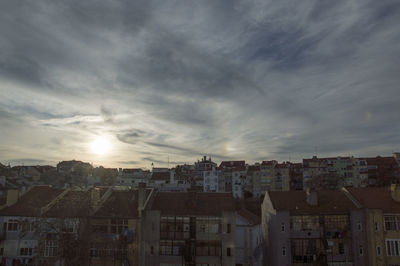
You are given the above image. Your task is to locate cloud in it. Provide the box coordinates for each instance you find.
[0,0,399,167]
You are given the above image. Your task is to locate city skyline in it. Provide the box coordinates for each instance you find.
[1,0,400,168]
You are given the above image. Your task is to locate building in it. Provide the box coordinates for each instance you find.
[88,184,153,265]
[260,161,277,193]
[141,191,237,266]
[219,161,247,198]
[236,208,263,266]
[362,156,400,186]
[0,186,65,265]
[262,189,361,266]
[346,186,400,266]
[272,163,290,191]
[245,165,262,198]
[0,185,153,266]
[116,168,150,187]
[289,163,303,191]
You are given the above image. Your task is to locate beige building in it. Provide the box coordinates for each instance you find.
[347,186,400,266]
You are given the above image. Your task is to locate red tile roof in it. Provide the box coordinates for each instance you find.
[361,156,397,166]
[0,186,64,217]
[93,189,152,218]
[268,190,357,214]
[150,192,235,216]
[347,187,400,213]
[44,190,91,218]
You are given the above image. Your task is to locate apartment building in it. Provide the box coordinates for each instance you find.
[0,185,153,266]
[88,184,153,265]
[262,189,363,266]
[346,186,400,266]
[140,191,236,266]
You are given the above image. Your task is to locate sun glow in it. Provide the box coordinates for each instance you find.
[91,136,111,155]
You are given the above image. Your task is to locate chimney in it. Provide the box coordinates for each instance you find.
[6,189,19,207]
[90,188,101,208]
[306,189,318,206]
[138,182,146,210]
[390,184,400,202]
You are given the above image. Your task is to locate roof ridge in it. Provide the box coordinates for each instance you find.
[90,187,113,216]
[40,188,71,216]
[341,187,362,208]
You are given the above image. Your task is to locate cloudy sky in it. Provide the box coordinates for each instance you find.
[0,0,399,168]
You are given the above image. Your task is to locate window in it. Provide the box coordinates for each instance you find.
[150,246,154,255]
[20,248,33,257]
[196,241,221,256]
[324,215,350,231]
[290,216,319,231]
[357,222,362,231]
[160,240,185,256]
[44,240,58,257]
[384,216,400,231]
[21,221,34,232]
[6,220,19,231]
[291,239,324,263]
[359,245,363,256]
[386,239,400,256]
[377,246,381,256]
[281,223,285,232]
[89,243,128,259]
[110,219,128,234]
[0,248,3,256]
[282,247,286,256]
[161,216,191,239]
[375,222,380,231]
[227,247,231,256]
[338,243,344,255]
[227,224,231,234]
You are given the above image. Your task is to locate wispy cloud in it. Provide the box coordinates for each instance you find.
[0,0,399,167]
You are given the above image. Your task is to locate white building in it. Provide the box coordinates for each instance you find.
[203,166,219,192]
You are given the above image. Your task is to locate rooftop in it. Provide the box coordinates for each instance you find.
[268,190,357,214]
[93,189,152,218]
[150,192,235,216]
[0,186,64,217]
[347,187,400,213]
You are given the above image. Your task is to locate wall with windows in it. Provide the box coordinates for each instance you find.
[141,210,236,266]
[262,209,291,266]
[381,212,400,266]
[89,217,140,266]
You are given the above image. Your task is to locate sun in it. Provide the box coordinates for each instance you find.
[91,137,111,155]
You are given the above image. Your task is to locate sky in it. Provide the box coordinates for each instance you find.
[0,0,399,168]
